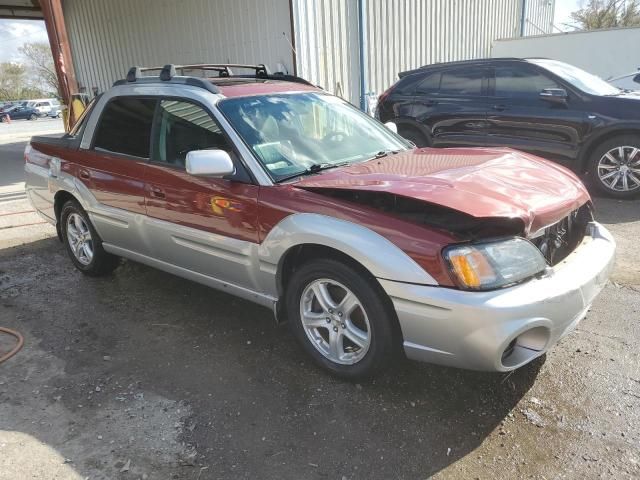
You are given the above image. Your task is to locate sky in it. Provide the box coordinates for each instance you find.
[0,1,584,64]
[0,19,48,63]
[554,0,583,30]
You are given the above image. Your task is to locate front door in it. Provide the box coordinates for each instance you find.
[485,64,591,166]
[144,99,260,290]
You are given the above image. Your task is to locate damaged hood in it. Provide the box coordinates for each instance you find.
[294,147,591,234]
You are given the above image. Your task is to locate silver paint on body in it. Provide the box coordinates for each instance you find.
[381,222,616,371]
[185,149,235,177]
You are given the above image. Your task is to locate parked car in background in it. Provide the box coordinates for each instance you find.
[377,58,640,198]
[0,105,41,122]
[48,104,63,118]
[608,70,640,92]
[24,63,615,379]
[27,99,59,116]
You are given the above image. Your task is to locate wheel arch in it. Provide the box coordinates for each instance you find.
[258,213,437,300]
[53,190,80,240]
[580,126,640,172]
[391,117,432,145]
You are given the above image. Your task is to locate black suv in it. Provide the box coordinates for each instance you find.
[376,58,640,198]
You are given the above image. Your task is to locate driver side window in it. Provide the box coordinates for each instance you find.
[494,66,560,99]
[153,99,232,168]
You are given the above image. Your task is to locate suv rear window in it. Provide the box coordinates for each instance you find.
[93,97,156,158]
[416,69,485,96]
[440,69,483,96]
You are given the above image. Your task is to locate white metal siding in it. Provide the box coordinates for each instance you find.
[365,0,555,97]
[291,0,361,105]
[63,0,294,93]
[522,0,555,36]
[492,27,640,79]
[292,0,555,105]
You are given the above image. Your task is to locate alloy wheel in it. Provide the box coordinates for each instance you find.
[597,146,640,192]
[66,213,94,265]
[299,278,371,365]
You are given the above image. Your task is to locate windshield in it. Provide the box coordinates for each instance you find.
[529,59,620,96]
[218,92,411,181]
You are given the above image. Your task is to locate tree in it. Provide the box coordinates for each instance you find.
[19,42,59,98]
[0,63,27,101]
[570,0,640,30]
[0,61,52,101]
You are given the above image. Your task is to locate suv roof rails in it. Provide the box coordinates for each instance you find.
[114,63,314,90]
[398,57,526,78]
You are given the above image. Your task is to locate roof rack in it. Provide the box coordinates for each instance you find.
[115,63,314,89]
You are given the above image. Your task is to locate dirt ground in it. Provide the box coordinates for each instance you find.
[0,133,639,480]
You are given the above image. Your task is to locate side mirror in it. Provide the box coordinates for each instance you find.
[185,149,235,177]
[384,121,398,134]
[540,88,568,104]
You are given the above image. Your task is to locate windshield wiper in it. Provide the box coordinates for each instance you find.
[276,161,351,183]
[368,149,401,160]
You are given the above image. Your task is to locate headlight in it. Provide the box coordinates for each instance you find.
[444,238,547,291]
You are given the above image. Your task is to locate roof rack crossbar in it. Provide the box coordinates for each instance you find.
[118,63,314,90]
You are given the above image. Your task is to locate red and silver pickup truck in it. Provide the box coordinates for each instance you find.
[25,64,615,379]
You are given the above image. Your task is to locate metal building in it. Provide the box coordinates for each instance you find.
[1,0,555,109]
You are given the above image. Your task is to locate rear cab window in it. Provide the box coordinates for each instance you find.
[92,97,156,158]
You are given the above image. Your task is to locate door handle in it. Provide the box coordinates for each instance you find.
[149,186,166,199]
[424,99,438,106]
[492,104,508,111]
[78,169,90,180]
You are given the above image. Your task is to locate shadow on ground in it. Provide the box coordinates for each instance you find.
[0,237,542,479]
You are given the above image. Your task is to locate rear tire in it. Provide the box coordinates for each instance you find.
[60,200,120,276]
[398,125,430,147]
[588,135,640,199]
[29,113,37,121]
[285,258,397,379]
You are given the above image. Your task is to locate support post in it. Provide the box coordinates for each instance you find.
[520,0,527,37]
[40,0,78,107]
[357,0,368,111]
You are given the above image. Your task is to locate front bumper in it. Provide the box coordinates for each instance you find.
[380,222,616,372]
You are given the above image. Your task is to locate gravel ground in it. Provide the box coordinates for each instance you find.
[0,134,638,480]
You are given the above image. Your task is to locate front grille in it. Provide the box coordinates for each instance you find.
[529,204,593,266]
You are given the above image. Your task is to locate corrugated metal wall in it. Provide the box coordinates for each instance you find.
[522,0,555,36]
[291,0,361,107]
[364,0,555,99]
[62,0,555,105]
[63,0,295,93]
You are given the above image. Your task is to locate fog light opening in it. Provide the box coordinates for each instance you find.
[501,327,550,369]
[501,338,517,363]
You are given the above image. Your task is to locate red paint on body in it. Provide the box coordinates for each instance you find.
[293,147,591,234]
[217,80,318,98]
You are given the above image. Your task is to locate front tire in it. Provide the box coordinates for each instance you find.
[29,113,37,120]
[285,259,397,379]
[60,200,120,276]
[588,135,640,199]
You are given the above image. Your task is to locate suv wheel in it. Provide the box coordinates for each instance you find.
[60,200,120,276]
[285,259,396,379]
[589,135,640,198]
[29,113,37,120]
